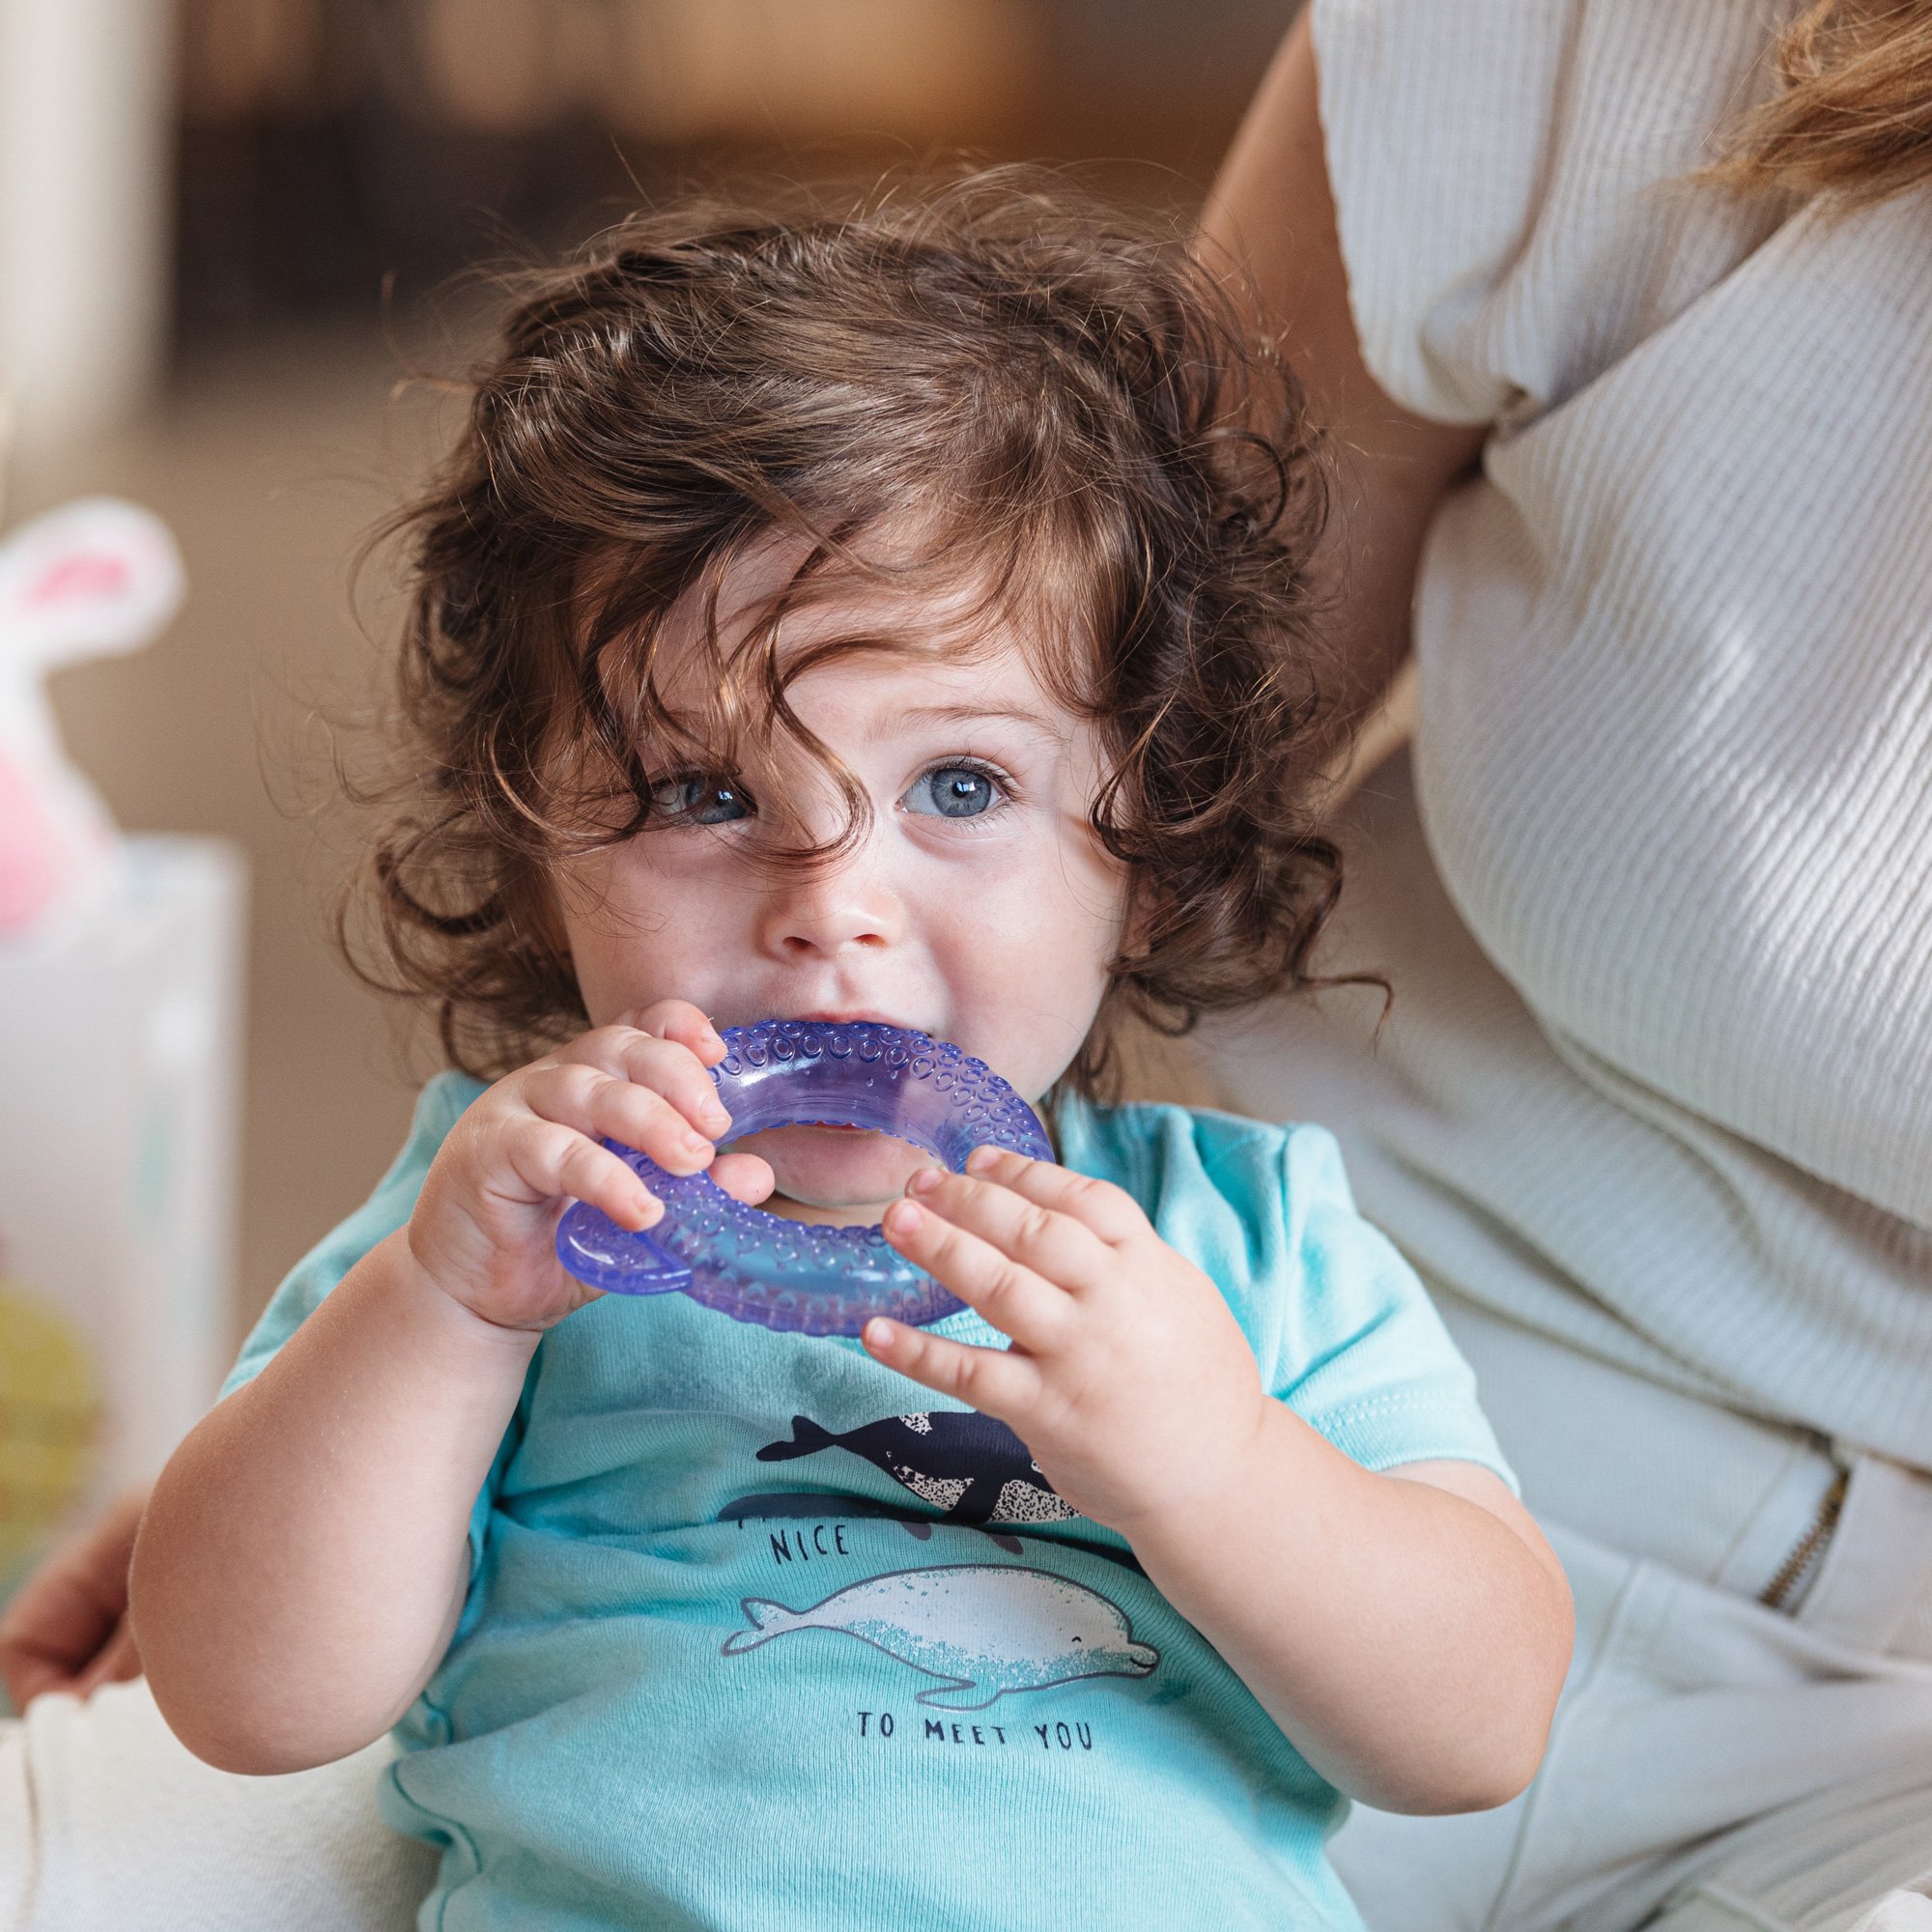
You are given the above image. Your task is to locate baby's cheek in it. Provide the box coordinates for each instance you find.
[945,921,1112,1096]
[556,857,738,1026]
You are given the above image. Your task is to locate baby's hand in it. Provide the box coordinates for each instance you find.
[408,1000,774,1331]
[865,1150,1267,1537]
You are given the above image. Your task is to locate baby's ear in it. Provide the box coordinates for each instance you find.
[0,497,185,670]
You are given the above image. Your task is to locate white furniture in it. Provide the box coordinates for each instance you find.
[0,836,244,1594]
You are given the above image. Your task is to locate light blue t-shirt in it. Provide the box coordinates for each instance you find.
[226,1073,1513,1932]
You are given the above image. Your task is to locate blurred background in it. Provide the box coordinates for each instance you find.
[0,0,1292,1571]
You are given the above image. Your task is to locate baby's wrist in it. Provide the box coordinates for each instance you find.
[386,1231,548,1363]
[1113,1395,1303,1562]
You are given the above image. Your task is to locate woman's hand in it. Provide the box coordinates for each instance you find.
[0,1488,147,1709]
[409,998,774,1332]
[863,1148,1268,1537]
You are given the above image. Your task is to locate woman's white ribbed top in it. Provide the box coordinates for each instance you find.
[1208,0,1932,1465]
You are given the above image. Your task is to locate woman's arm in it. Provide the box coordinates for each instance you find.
[1198,11,1487,749]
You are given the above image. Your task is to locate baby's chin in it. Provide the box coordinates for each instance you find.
[727,1123,933,1227]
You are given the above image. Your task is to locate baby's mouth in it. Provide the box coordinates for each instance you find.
[788,1009,925,1034]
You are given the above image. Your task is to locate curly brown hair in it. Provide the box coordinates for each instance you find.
[351,167,1346,1097]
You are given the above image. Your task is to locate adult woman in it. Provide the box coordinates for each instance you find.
[1194,3,1932,1928]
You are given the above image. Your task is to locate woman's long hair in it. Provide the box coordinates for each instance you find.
[1715,0,1932,205]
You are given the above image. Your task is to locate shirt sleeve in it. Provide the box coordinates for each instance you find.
[1308,0,1781,428]
[1268,1125,1516,1491]
[217,1070,511,1580]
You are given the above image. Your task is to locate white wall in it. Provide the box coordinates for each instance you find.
[0,0,175,462]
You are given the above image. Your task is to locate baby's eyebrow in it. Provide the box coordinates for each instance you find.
[893,702,1058,734]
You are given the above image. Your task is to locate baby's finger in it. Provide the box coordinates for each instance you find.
[861,1318,1041,1421]
[962,1147,1149,1245]
[505,1120,661,1231]
[524,1064,715,1178]
[559,1028,732,1141]
[623,999,726,1065]
[881,1197,1076,1354]
[710,1150,776,1206]
[901,1166,1113,1296]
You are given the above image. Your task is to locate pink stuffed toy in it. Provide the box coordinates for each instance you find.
[0,498,185,936]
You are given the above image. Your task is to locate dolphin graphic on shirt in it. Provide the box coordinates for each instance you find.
[755,1411,1079,1527]
[720,1563,1159,1709]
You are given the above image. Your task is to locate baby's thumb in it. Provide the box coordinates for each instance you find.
[709,1151,776,1207]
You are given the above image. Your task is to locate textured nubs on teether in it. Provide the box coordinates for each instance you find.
[714,1019,1053,1166]
[647,1181,940,1335]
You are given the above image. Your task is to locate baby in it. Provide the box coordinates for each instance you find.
[129,173,1571,1931]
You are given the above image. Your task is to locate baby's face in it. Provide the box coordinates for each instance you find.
[555,542,1126,1219]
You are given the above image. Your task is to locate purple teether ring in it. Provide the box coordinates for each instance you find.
[554,1018,1053,1336]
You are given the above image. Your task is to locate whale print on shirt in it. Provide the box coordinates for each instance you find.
[753,1411,1079,1527]
[721,1563,1160,1709]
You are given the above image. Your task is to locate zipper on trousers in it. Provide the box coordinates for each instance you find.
[1758,1465,1849,1611]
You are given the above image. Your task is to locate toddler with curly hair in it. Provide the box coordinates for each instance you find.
[129,171,1570,1932]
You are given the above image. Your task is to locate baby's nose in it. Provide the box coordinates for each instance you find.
[757,859,904,958]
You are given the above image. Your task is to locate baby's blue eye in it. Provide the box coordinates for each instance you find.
[651,776,753,824]
[904,765,1002,819]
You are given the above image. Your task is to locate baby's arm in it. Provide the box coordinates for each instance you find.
[132,1231,542,1774]
[865,1150,1574,1816]
[1111,1429,1569,1816]
[130,1003,748,1776]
